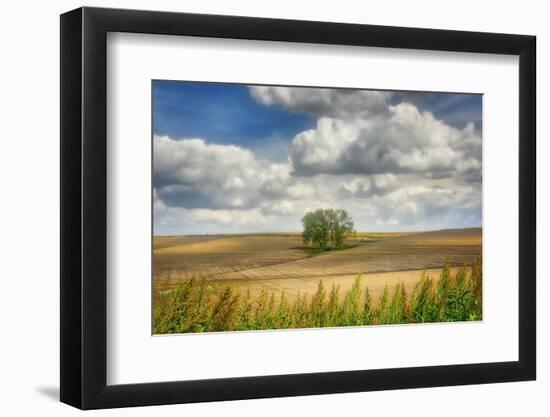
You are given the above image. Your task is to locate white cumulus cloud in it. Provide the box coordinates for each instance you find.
[154,86,482,234]
[250,86,392,118]
[288,102,481,183]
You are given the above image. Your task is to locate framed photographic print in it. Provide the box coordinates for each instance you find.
[60,7,536,409]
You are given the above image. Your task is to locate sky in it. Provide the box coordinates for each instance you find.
[153,81,482,235]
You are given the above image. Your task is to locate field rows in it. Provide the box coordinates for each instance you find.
[153,228,482,298]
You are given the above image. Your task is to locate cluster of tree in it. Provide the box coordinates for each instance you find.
[301,208,355,250]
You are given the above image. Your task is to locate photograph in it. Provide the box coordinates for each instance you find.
[52,3,540,412]
[152,81,483,334]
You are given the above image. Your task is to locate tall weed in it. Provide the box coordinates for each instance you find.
[153,258,483,334]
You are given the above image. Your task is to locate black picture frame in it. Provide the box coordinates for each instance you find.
[60,6,536,410]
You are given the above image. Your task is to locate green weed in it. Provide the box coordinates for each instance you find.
[153,258,483,334]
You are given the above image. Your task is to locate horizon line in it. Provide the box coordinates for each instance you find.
[153,225,482,238]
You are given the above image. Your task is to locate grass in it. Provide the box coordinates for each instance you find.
[153,258,482,334]
[310,243,358,253]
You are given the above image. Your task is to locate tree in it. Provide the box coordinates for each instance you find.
[302,208,355,250]
[301,209,330,249]
[326,208,355,248]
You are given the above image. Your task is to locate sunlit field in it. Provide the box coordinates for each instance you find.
[153,228,482,333]
[151,83,483,334]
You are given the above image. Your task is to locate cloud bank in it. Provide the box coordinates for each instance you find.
[153,85,481,234]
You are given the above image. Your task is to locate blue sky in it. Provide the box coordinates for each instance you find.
[153,81,481,152]
[153,81,482,235]
[391,91,482,131]
[153,81,315,160]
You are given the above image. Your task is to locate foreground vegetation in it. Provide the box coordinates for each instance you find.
[153,258,482,334]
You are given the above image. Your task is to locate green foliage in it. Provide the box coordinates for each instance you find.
[410,272,438,323]
[153,258,483,334]
[327,284,340,326]
[381,282,409,324]
[238,289,255,330]
[362,287,373,325]
[310,281,327,327]
[302,208,354,250]
[209,286,240,331]
[301,209,330,249]
[326,208,355,248]
[340,275,362,326]
[276,291,291,328]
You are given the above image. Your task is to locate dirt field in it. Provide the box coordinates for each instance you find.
[153,228,482,298]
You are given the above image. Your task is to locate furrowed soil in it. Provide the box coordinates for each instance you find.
[153,228,481,300]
